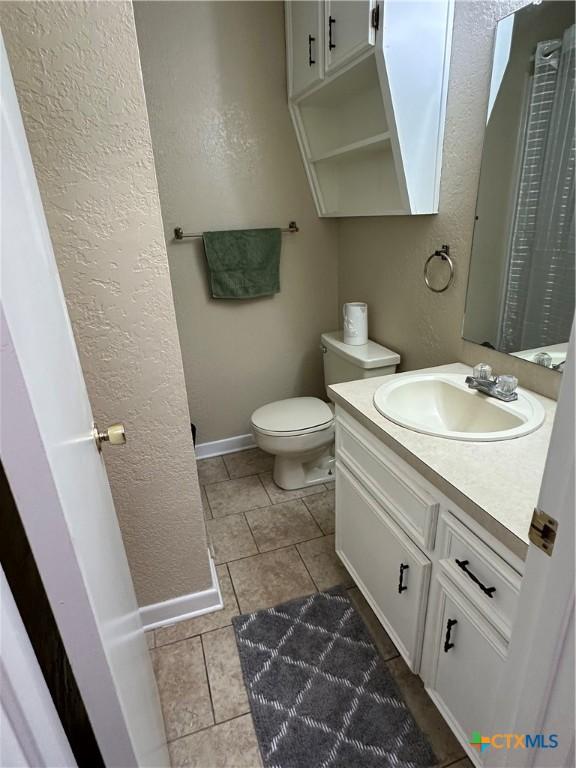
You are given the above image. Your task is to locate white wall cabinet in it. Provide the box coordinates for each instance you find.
[334,406,523,766]
[324,1,376,74]
[287,1,324,98]
[285,1,455,216]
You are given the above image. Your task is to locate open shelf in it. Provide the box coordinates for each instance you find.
[314,142,406,217]
[297,55,388,160]
[310,132,391,162]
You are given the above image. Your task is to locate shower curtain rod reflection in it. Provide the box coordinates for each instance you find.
[173,221,299,240]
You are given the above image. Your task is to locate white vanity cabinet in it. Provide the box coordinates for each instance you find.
[284,1,455,216]
[420,513,521,763]
[334,405,524,765]
[337,463,431,671]
[423,573,508,752]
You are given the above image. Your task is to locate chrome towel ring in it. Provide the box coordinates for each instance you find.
[424,245,454,293]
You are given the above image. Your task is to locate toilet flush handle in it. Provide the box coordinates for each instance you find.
[93,422,126,451]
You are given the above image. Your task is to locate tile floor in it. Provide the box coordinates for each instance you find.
[148,448,473,768]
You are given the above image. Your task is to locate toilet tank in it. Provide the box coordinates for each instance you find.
[321,331,400,394]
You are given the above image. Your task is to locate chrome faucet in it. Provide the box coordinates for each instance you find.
[465,363,518,402]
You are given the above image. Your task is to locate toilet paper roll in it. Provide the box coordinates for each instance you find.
[343,302,368,346]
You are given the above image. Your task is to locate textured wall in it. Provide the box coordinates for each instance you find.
[134,1,339,444]
[338,0,562,400]
[1,1,212,605]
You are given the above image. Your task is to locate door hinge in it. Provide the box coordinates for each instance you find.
[371,3,380,31]
[529,508,558,556]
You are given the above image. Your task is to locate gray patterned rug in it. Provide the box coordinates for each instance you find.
[233,588,437,768]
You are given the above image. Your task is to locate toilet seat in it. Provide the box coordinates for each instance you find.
[251,397,333,437]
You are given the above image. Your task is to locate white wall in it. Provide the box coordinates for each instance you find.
[134,0,340,444]
[0,0,212,605]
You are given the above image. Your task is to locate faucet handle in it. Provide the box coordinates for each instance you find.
[496,375,518,396]
[533,352,552,367]
[473,363,493,381]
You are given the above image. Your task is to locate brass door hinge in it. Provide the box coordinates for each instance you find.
[529,509,558,556]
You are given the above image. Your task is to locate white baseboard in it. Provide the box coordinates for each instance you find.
[140,553,223,631]
[195,433,256,460]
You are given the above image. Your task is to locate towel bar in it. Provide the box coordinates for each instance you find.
[174,221,299,240]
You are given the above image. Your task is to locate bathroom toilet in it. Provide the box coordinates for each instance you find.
[251,331,400,490]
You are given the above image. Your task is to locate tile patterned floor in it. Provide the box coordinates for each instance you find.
[148,448,470,768]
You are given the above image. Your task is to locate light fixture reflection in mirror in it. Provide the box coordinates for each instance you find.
[463,1,575,372]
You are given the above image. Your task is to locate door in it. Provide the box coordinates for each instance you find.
[336,463,431,671]
[0,35,169,768]
[325,0,376,74]
[1,566,76,767]
[287,1,323,97]
[485,327,575,768]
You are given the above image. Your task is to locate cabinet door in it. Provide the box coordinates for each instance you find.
[335,463,431,672]
[325,0,376,74]
[425,575,507,761]
[287,1,323,98]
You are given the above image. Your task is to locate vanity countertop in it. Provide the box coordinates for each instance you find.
[329,362,557,560]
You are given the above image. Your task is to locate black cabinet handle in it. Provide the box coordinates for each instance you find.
[455,559,496,598]
[328,15,336,50]
[398,563,409,593]
[444,618,457,652]
[308,34,316,66]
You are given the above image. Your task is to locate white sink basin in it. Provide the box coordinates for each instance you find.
[373,373,545,441]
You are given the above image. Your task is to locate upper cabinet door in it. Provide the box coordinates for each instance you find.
[286,1,324,98]
[325,0,376,74]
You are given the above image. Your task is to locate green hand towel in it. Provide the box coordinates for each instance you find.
[202,228,281,299]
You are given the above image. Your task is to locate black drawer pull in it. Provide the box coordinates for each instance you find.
[398,563,409,593]
[444,618,457,652]
[455,558,496,598]
[328,15,336,50]
[308,34,316,66]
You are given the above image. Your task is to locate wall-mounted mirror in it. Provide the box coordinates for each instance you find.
[463,1,574,372]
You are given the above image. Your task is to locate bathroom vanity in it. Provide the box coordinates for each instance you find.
[329,363,556,766]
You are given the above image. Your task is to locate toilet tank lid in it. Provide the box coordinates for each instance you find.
[321,331,400,369]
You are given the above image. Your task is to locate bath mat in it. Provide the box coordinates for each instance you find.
[233,588,437,768]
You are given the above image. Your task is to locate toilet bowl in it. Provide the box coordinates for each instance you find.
[251,398,335,490]
[251,331,401,490]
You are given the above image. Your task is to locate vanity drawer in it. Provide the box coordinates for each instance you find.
[336,410,438,550]
[436,511,522,639]
[336,462,431,672]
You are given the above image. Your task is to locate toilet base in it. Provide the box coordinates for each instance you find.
[273,443,335,490]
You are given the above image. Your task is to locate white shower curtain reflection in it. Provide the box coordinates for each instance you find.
[500,25,575,353]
